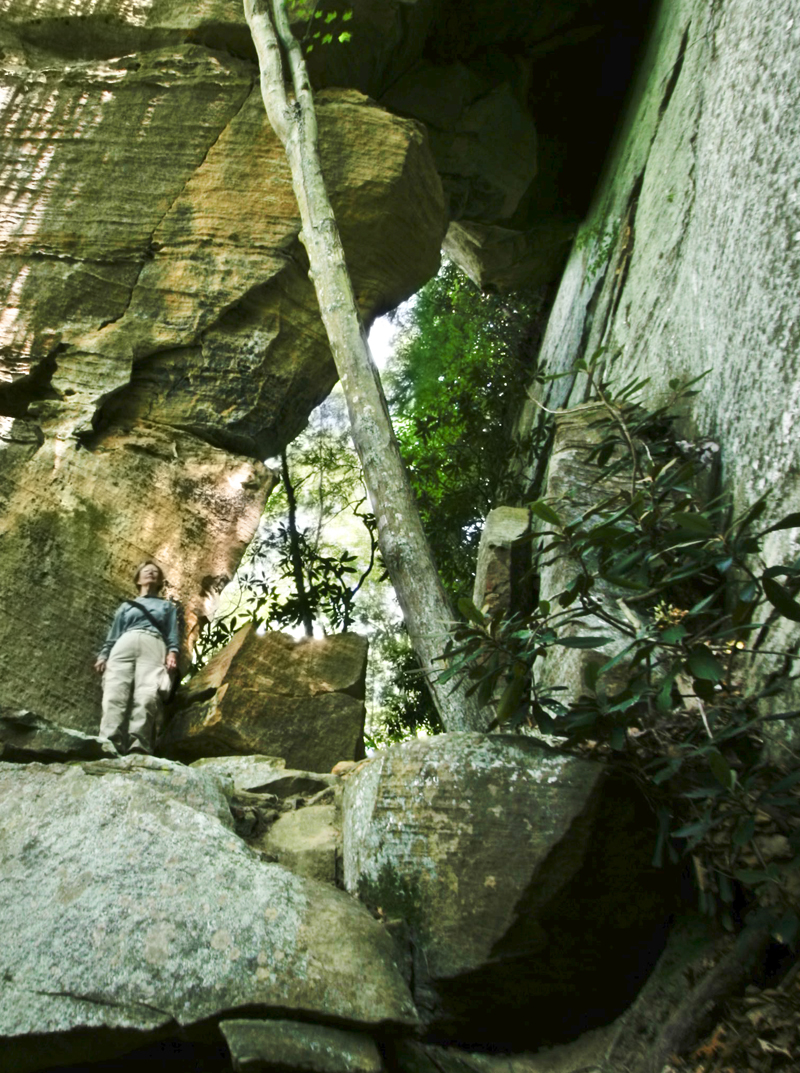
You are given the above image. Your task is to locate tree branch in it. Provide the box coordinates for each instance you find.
[244,0,292,144]
[281,448,314,637]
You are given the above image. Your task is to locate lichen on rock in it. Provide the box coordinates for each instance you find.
[0,755,418,1072]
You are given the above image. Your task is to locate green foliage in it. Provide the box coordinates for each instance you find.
[193,508,378,666]
[192,394,380,667]
[289,0,353,52]
[387,260,543,600]
[364,627,444,749]
[355,261,545,739]
[260,503,378,633]
[443,352,800,930]
[574,219,619,277]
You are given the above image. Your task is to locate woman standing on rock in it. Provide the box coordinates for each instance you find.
[94,561,180,756]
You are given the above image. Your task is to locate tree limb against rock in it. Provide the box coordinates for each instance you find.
[243,0,486,732]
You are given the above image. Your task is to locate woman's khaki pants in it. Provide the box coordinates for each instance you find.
[100,630,165,755]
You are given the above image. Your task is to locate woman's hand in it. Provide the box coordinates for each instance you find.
[94,657,107,675]
[165,651,178,672]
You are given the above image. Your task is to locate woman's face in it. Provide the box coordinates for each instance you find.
[137,564,163,591]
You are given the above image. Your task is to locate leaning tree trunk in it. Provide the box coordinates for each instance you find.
[243,0,485,732]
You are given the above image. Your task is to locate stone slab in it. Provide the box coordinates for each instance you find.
[190,754,287,793]
[220,1018,383,1073]
[0,707,117,763]
[256,806,339,885]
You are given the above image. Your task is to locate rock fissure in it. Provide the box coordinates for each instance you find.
[89,78,257,344]
[599,174,643,349]
[29,988,173,1020]
[657,23,690,121]
[148,77,258,249]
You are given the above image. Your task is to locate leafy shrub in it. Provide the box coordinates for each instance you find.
[442,352,800,932]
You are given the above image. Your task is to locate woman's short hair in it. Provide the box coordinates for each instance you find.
[133,560,164,590]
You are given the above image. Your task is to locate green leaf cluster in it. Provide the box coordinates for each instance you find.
[292,2,353,52]
[387,260,543,600]
[442,355,800,929]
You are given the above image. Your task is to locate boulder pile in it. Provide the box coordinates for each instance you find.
[0,681,685,1073]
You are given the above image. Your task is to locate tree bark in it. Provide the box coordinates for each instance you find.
[243,0,486,731]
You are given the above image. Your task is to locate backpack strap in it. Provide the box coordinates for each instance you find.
[126,599,168,644]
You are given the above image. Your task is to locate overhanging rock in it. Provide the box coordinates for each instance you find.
[0,23,445,732]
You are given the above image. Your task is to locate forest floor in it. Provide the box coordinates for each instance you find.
[668,965,799,1072]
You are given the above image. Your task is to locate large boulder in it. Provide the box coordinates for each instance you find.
[0,755,418,1073]
[343,733,672,1046]
[159,628,368,771]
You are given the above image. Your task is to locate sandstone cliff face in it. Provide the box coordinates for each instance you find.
[0,0,650,295]
[0,418,274,731]
[516,0,800,738]
[0,2,447,729]
[0,0,652,740]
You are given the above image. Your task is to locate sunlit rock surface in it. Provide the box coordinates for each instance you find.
[0,4,445,729]
[0,418,275,733]
[0,0,650,294]
[160,628,368,771]
[0,755,418,1073]
[0,60,444,453]
[189,753,287,791]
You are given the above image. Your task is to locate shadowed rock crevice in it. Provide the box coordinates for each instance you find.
[343,735,677,1050]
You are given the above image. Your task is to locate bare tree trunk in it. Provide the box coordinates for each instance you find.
[280,448,314,638]
[243,0,485,732]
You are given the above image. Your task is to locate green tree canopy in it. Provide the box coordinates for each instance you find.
[387,260,545,599]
